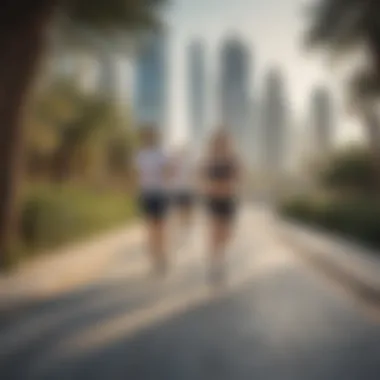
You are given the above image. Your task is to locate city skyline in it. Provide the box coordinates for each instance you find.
[53,1,363,148]
[166,0,362,145]
[131,31,338,176]
[132,32,301,177]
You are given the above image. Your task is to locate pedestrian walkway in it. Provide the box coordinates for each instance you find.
[0,206,380,380]
[279,220,380,294]
[0,224,142,312]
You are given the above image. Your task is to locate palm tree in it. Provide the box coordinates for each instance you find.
[306,0,380,68]
[305,0,380,189]
[0,0,166,263]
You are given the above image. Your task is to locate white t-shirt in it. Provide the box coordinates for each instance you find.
[170,153,196,193]
[135,148,169,193]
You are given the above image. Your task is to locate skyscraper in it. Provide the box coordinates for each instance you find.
[260,68,288,175]
[134,32,168,133]
[219,36,250,149]
[187,40,206,148]
[98,53,118,100]
[310,86,334,157]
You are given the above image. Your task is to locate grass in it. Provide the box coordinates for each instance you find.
[2,183,139,268]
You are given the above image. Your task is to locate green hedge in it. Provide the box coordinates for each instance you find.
[279,196,380,250]
[19,184,137,255]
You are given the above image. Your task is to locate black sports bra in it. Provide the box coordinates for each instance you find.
[206,159,236,181]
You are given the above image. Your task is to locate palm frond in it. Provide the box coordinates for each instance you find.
[305,0,369,52]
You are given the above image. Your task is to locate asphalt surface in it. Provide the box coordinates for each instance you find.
[0,207,380,380]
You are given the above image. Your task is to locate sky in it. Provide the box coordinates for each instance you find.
[130,0,364,146]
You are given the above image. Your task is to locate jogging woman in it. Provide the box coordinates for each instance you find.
[201,129,241,283]
[135,126,172,276]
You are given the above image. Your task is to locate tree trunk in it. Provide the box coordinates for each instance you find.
[0,5,54,264]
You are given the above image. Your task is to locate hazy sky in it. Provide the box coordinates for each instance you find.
[139,0,363,145]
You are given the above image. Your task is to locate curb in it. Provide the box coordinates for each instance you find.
[0,224,142,314]
[277,220,380,305]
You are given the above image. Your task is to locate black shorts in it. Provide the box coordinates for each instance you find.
[139,192,168,220]
[206,197,237,221]
[173,192,195,208]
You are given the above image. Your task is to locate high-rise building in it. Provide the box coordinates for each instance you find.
[98,53,118,100]
[218,36,250,149]
[248,96,259,169]
[134,32,168,133]
[260,68,288,175]
[187,40,206,148]
[310,87,334,157]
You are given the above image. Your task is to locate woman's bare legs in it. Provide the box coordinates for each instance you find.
[179,205,193,231]
[146,218,167,275]
[209,217,232,282]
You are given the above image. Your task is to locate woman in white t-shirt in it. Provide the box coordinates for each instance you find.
[135,126,171,276]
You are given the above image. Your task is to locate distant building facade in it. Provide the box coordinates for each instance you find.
[219,36,250,149]
[260,68,288,175]
[134,32,168,134]
[188,40,206,147]
[310,87,334,157]
[98,53,118,100]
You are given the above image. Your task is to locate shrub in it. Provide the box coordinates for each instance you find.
[19,184,137,255]
[318,146,377,196]
[280,196,380,250]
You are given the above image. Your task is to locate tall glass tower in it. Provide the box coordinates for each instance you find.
[134,32,168,135]
[260,68,288,175]
[188,40,206,149]
[310,86,334,157]
[98,53,118,100]
[219,36,250,149]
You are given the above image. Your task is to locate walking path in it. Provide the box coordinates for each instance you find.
[0,225,142,311]
[0,205,379,379]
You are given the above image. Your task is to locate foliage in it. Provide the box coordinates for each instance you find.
[49,0,168,55]
[306,1,380,51]
[305,1,380,195]
[280,195,380,250]
[318,146,377,195]
[26,79,135,183]
[305,0,380,100]
[62,0,166,31]
[3,1,167,31]
[0,0,166,268]
[1,80,138,268]
[19,183,137,257]
[280,145,380,250]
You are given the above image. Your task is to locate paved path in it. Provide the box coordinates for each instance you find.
[0,206,380,379]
